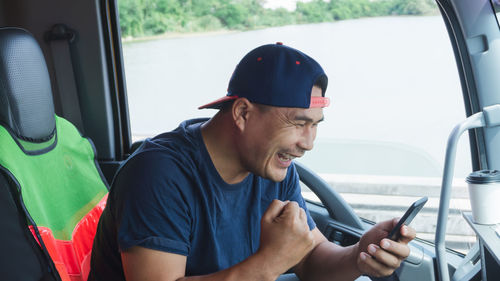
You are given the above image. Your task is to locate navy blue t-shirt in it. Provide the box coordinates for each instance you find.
[89,118,315,280]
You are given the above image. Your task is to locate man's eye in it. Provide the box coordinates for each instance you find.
[296,123,306,127]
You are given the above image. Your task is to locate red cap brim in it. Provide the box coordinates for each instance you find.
[198,96,239,109]
[199,95,330,109]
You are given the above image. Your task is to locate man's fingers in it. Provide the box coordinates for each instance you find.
[367,244,401,269]
[387,218,417,243]
[280,201,300,218]
[358,252,394,278]
[379,239,410,259]
[356,218,417,277]
[398,225,416,244]
[263,199,288,221]
[299,207,307,221]
[264,200,309,229]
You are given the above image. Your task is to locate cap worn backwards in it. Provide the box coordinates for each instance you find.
[198,42,329,109]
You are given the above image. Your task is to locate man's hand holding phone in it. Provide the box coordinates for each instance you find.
[387,197,427,241]
[354,197,426,278]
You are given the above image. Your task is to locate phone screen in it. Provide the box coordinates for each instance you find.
[386,196,428,240]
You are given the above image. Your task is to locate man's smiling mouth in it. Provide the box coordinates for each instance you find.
[277,152,300,162]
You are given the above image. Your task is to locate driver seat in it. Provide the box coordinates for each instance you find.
[0,27,108,281]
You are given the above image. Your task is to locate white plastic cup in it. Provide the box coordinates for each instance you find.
[466,170,500,225]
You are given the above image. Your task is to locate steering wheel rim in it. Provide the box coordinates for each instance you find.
[295,161,365,230]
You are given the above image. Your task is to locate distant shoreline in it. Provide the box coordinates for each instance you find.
[121,15,436,44]
[122,29,238,43]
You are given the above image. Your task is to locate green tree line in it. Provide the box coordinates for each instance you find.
[119,0,437,38]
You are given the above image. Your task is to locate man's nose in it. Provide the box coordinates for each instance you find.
[298,127,315,151]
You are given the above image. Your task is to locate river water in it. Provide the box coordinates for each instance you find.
[123,16,471,178]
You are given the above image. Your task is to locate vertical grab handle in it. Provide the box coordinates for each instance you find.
[436,104,500,281]
[435,112,484,281]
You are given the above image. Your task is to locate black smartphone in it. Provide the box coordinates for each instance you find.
[386,196,428,241]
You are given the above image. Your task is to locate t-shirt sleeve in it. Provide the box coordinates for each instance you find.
[284,163,317,230]
[112,151,193,256]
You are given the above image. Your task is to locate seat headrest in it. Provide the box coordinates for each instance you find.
[0,27,55,142]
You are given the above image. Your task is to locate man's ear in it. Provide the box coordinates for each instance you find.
[232,98,253,132]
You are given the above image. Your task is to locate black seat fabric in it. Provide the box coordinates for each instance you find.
[0,27,60,281]
[0,171,57,281]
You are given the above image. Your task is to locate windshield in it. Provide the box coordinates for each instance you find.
[120,0,474,254]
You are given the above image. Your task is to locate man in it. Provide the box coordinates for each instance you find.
[89,43,415,281]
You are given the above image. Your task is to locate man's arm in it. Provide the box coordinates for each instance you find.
[295,218,416,281]
[122,246,281,281]
[121,200,314,281]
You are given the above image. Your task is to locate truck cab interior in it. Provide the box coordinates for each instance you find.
[0,0,499,280]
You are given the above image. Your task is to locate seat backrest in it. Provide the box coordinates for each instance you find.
[0,27,109,281]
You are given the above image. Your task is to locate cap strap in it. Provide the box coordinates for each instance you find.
[310,97,330,108]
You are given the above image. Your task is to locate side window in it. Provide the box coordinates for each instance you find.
[119,0,473,254]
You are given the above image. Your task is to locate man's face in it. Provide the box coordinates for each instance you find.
[240,86,324,182]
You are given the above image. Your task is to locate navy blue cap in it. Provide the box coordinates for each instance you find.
[199,43,329,109]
